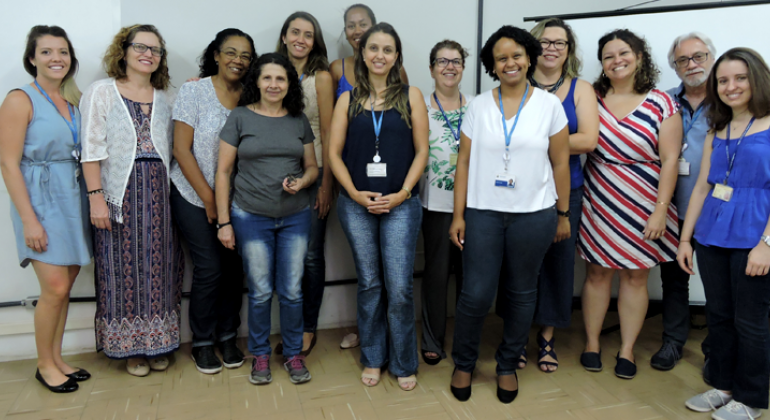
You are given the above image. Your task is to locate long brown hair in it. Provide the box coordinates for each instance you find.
[23,25,81,106]
[276,12,329,75]
[103,24,170,90]
[705,48,770,132]
[593,29,658,97]
[349,22,410,127]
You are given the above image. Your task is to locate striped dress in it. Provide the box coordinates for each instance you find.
[578,89,680,269]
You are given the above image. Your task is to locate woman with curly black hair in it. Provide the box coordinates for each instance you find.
[169,28,255,375]
[214,52,318,386]
[577,29,682,380]
[448,25,570,403]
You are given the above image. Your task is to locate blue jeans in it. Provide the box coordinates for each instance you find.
[695,243,770,409]
[337,193,422,377]
[302,172,329,333]
[453,207,557,375]
[231,202,310,358]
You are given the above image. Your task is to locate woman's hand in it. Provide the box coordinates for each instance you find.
[351,190,382,208]
[449,217,466,250]
[644,208,667,241]
[746,242,770,276]
[554,216,571,243]
[315,186,333,219]
[218,225,236,250]
[283,177,305,195]
[23,219,48,253]
[202,197,217,224]
[677,241,695,275]
[89,194,112,231]
[366,191,408,214]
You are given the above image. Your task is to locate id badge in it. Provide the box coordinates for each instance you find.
[367,163,387,177]
[678,158,690,176]
[494,174,515,189]
[712,183,733,201]
[449,153,458,166]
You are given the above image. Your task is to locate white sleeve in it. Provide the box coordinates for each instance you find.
[549,96,568,137]
[460,96,476,138]
[79,83,109,162]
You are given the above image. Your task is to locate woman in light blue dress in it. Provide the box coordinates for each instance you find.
[0,26,92,393]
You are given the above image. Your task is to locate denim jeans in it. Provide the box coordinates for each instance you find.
[452,207,557,375]
[337,193,422,377]
[170,184,243,347]
[231,202,310,358]
[420,209,463,360]
[302,172,329,333]
[695,243,770,409]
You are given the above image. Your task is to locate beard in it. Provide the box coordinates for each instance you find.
[682,70,708,87]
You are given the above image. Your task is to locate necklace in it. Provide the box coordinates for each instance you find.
[529,73,565,93]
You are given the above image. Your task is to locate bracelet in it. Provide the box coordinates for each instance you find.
[657,201,669,206]
[216,221,232,230]
[87,189,104,196]
[401,187,412,200]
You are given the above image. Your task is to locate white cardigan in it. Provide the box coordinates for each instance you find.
[80,78,174,223]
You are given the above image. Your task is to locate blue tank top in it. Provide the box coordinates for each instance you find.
[694,128,770,249]
[342,86,416,196]
[336,61,354,99]
[562,78,583,189]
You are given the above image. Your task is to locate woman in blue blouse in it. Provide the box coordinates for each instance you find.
[678,47,770,419]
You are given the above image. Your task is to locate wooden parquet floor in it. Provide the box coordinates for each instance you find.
[0,311,729,420]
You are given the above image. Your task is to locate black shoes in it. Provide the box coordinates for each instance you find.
[191,345,223,374]
[422,351,441,366]
[450,367,472,401]
[497,371,519,404]
[614,354,637,379]
[580,351,603,372]
[65,368,91,381]
[650,342,683,371]
[35,369,78,393]
[219,338,245,368]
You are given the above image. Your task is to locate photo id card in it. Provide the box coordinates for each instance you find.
[678,158,690,176]
[367,163,387,177]
[495,174,516,189]
[712,183,733,202]
[449,153,458,166]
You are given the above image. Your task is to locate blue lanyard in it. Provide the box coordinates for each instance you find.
[299,73,305,83]
[683,105,704,140]
[370,96,384,161]
[433,92,463,146]
[498,83,529,168]
[724,117,755,185]
[34,80,78,152]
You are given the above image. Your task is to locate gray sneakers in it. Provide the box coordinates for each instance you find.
[686,389,733,412]
[283,355,311,384]
[712,401,762,420]
[249,355,272,385]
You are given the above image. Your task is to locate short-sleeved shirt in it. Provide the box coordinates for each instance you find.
[219,107,315,218]
[461,88,568,213]
[667,84,709,219]
[170,77,230,208]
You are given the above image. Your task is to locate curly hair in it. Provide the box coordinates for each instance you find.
[429,39,469,69]
[480,25,542,81]
[23,25,81,106]
[239,52,305,117]
[530,18,582,79]
[276,12,329,75]
[705,48,770,132]
[199,28,256,78]
[349,22,411,127]
[593,29,658,97]
[103,24,170,90]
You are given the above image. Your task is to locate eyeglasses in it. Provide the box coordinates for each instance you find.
[128,43,164,57]
[222,51,252,63]
[673,52,709,69]
[540,40,568,51]
[434,58,463,68]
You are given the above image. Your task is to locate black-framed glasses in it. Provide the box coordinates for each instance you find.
[674,52,709,69]
[222,51,252,63]
[128,43,164,57]
[540,39,568,51]
[434,58,463,68]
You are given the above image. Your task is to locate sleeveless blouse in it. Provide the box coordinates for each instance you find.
[335,61,354,99]
[562,78,583,188]
[301,74,323,167]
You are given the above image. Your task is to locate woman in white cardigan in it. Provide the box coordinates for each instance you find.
[80,24,183,377]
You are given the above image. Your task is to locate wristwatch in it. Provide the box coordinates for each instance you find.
[762,235,770,247]
[557,209,571,218]
[217,221,232,230]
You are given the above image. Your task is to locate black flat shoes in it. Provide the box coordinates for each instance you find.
[614,354,637,379]
[580,351,603,372]
[35,369,78,393]
[65,368,91,381]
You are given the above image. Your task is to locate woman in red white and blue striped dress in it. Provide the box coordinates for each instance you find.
[577,30,682,379]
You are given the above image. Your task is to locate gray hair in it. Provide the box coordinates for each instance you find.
[667,32,717,69]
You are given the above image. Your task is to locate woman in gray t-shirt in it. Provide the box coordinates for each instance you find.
[216,52,318,386]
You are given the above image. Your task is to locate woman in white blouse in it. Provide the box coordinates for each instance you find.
[81,24,183,377]
[448,25,570,404]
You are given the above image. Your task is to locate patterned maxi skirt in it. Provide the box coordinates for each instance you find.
[94,159,184,359]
